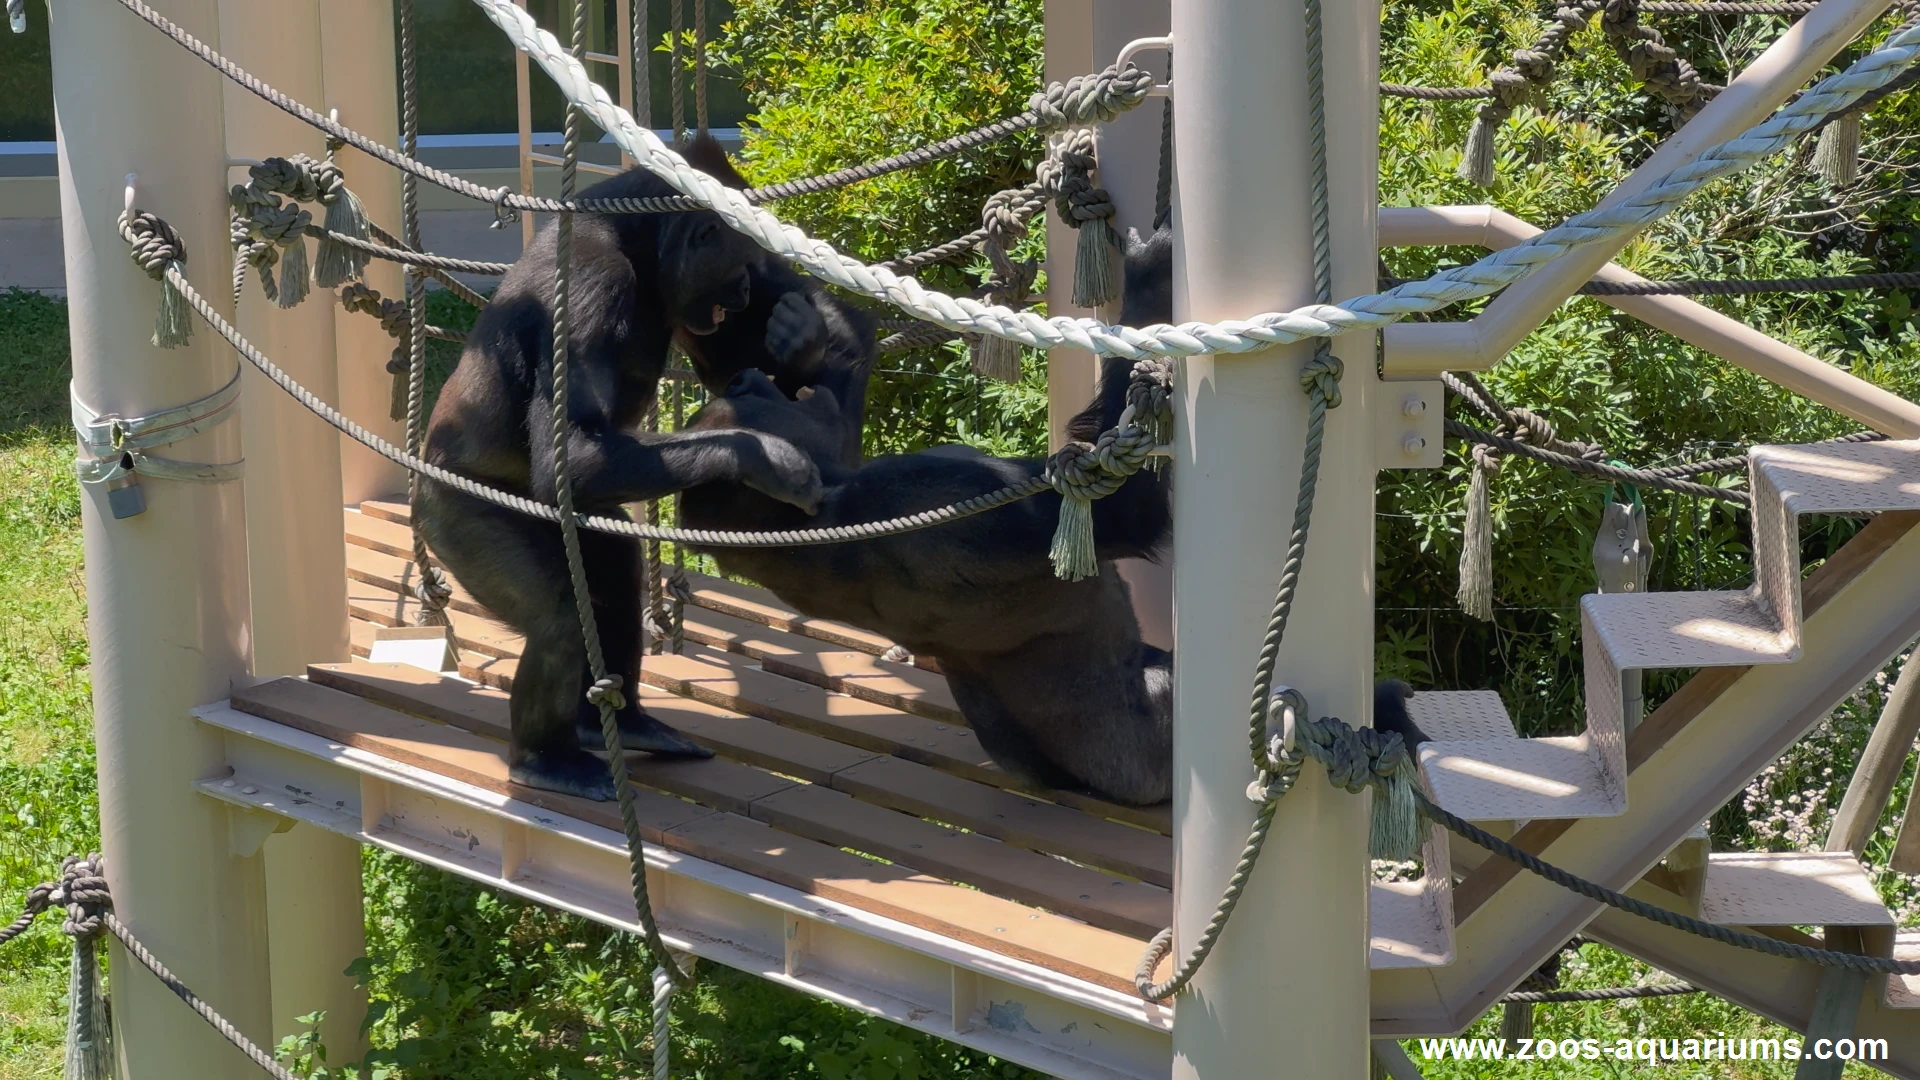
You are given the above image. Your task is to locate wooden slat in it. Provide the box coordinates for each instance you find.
[345,540,486,616]
[347,577,524,659]
[304,662,794,815]
[831,756,1171,887]
[760,649,964,726]
[349,618,380,658]
[748,784,1169,939]
[234,674,1145,992]
[355,499,896,655]
[231,677,715,837]
[658,812,1145,993]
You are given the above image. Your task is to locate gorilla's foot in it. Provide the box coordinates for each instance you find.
[510,747,618,802]
[576,711,716,759]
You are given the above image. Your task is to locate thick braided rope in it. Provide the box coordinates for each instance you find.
[1417,792,1920,974]
[1502,982,1697,1003]
[653,965,674,1080]
[102,913,302,1080]
[339,281,468,344]
[1639,1,1814,11]
[1601,0,1715,123]
[150,244,1054,546]
[0,883,51,946]
[1385,268,1920,296]
[465,0,1920,359]
[1384,83,1500,99]
[112,0,1144,218]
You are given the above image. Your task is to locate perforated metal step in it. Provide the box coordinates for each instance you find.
[1408,691,1623,822]
[1697,852,1894,929]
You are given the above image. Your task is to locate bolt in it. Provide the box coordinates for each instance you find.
[1402,395,1427,418]
[1402,433,1427,457]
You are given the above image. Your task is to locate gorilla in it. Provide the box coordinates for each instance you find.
[419,136,826,801]
[672,224,1177,805]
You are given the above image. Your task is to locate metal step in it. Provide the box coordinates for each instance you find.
[1408,691,1623,822]
[1698,851,1894,929]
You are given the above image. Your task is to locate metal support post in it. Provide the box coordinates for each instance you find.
[1167,0,1379,1072]
[50,0,273,1074]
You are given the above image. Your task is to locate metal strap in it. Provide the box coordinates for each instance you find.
[71,368,246,486]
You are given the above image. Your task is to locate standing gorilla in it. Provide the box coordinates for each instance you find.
[420,138,825,801]
[673,227,1176,805]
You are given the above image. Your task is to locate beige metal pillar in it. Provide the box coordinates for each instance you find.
[1043,0,1095,452]
[1168,0,1378,1072]
[220,0,349,677]
[222,0,367,1057]
[322,0,410,503]
[50,0,274,1075]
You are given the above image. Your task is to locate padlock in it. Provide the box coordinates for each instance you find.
[105,455,147,519]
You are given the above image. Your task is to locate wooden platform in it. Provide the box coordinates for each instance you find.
[222,502,1458,1001]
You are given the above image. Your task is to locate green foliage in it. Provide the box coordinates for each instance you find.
[711,0,1054,458]
[0,289,96,1080]
[0,6,52,142]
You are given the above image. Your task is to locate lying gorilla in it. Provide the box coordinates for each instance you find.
[420,137,827,801]
[673,224,1176,805]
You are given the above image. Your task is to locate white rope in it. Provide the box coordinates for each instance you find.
[466,0,1920,360]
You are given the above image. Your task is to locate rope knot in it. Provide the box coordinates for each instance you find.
[118,210,187,280]
[971,187,1039,381]
[1037,128,1121,308]
[1300,354,1345,407]
[118,209,193,348]
[1490,67,1536,105]
[1029,62,1156,130]
[52,854,110,943]
[587,676,628,712]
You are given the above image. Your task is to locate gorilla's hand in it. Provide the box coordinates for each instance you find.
[766,291,828,369]
[735,431,825,514]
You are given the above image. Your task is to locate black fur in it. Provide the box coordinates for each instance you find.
[675,227,1176,804]
[419,136,826,801]
[1372,678,1430,749]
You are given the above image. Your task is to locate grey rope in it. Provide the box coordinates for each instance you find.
[670,0,685,143]
[1418,791,1920,975]
[1639,1,1813,10]
[305,224,512,277]
[877,182,1049,274]
[1602,0,1716,125]
[115,0,1146,217]
[1501,982,1698,1003]
[159,253,1062,546]
[366,218,494,312]
[635,0,653,131]
[1135,0,1348,1002]
[554,0,692,1012]
[1383,83,1499,99]
[879,322,966,353]
[103,912,302,1080]
[652,964,674,1079]
[399,0,454,628]
[692,0,708,135]
[1446,419,1751,502]
[338,281,468,344]
[1154,59,1174,232]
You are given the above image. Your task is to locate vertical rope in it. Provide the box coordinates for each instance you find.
[669,0,686,143]
[652,964,674,1080]
[399,0,452,627]
[552,0,691,1037]
[634,0,652,131]
[1133,0,1347,1003]
[670,365,689,653]
[692,0,709,135]
[1153,56,1174,232]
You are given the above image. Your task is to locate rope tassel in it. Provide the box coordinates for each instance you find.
[54,854,112,1080]
[1048,492,1098,581]
[119,209,192,349]
[1458,106,1504,189]
[315,185,371,287]
[1369,747,1423,863]
[1814,113,1862,187]
[1458,446,1499,621]
[1073,217,1119,309]
[275,235,311,309]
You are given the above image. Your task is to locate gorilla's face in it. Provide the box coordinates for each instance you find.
[659,210,758,335]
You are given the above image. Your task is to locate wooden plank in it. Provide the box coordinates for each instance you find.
[657,812,1145,994]
[345,540,485,616]
[237,672,1144,992]
[355,500,897,655]
[760,649,964,726]
[303,662,796,815]
[230,677,714,838]
[347,577,524,659]
[830,756,1171,887]
[638,649,1171,834]
[748,784,1169,939]
[349,617,380,658]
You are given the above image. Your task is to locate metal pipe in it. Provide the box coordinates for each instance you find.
[1380,0,1897,377]
[50,0,273,1071]
[1377,206,1920,436]
[1168,0,1376,1072]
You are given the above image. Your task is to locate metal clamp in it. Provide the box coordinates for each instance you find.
[72,367,247,518]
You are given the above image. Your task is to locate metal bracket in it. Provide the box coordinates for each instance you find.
[1116,36,1174,98]
[1374,381,1442,470]
[71,367,246,518]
